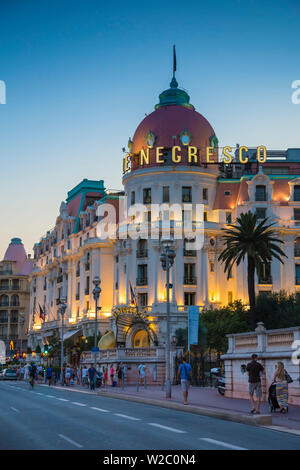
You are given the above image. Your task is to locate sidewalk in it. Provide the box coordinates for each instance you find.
[41,380,300,433]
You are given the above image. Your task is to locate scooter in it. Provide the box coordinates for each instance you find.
[217,375,225,395]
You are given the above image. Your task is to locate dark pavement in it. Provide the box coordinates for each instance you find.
[0,381,300,450]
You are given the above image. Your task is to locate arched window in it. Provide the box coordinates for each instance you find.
[0,294,9,306]
[11,294,19,306]
[255,185,266,201]
[133,330,150,348]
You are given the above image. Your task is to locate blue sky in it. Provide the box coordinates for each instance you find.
[0,0,299,257]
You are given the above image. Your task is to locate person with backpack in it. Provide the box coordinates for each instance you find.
[177,358,192,405]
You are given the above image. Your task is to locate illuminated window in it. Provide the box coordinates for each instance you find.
[228,291,233,304]
[182,186,192,203]
[184,292,195,306]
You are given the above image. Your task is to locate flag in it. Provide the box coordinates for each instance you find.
[39,304,46,321]
[129,281,136,306]
[173,45,177,75]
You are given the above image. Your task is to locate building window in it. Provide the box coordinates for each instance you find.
[255,185,266,201]
[182,186,192,203]
[228,267,233,279]
[137,264,147,285]
[255,207,266,219]
[203,211,208,222]
[294,209,300,221]
[184,263,196,284]
[295,238,300,257]
[226,212,232,224]
[259,262,272,284]
[296,265,300,285]
[203,188,208,201]
[131,191,135,206]
[210,263,214,273]
[224,190,231,196]
[228,291,233,304]
[294,185,300,201]
[137,239,147,258]
[143,188,151,204]
[138,293,148,307]
[183,238,196,257]
[184,292,195,306]
[162,186,170,203]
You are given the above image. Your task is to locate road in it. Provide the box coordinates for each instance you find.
[0,381,299,450]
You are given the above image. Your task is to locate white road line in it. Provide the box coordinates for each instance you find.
[35,392,43,395]
[147,423,187,434]
[57,398,69,402]
[58,434,83,449]
[72,402,86,407]
[200,438,247,450]
[114,413,141,421]
[90,407,109,413]
[46,395,55,398]
[10,407,20,413]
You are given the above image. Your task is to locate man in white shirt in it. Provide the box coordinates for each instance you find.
[82,366,88,386]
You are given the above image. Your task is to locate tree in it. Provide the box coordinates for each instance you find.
[218,211,286,329]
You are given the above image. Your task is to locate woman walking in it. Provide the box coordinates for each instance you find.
[273,361,288,413]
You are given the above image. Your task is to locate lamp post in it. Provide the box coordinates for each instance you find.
[19,312,25,362]
[92,277,101,365]
[59,299,67,386]
[160,239,176,399]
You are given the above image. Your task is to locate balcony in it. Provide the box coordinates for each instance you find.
[258,277,272,285]
[0,285,9,291]
[0,317,8,323]
[136,277,148,286]
[0,302,9,307]
[136,249,148,259]
[11,302,20,307]
[184,276,197,285]
[183,249,197,257]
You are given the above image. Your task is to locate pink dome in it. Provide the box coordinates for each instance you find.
[4,238,26,264]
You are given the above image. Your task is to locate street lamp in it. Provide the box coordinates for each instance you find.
[160,239,176,399]
[58,299,67,386]
[92,276,101,364]
[19,312,25,362]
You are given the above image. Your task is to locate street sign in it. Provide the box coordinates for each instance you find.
[91,347,99,352]
[188,306,199,348]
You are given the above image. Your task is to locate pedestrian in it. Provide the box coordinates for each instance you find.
[20,365,24,380]
[246,354,264,414]
[77,367,81,385]
[24,364,29,381]
[137,363,146,385]
[117,363,123,387]
[104,367,108,388]
[46,366,53,386]
[88,363,97,391]
[82,365,88,386]
[177,358,192,405]
[110,365,114,386]
[65,365,71,386]
[273,361,289,414]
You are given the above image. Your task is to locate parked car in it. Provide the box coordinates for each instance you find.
[1,368,18,380]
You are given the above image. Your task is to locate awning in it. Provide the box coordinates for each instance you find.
[63,329,81,341]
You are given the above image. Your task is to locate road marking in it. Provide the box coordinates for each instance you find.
[90,407,109,413]
[57,398,69,402]
[10,407,20,413]
[114,413,141,421]
[46,395,55,398]
[58,434,83,448]
[72,401,86,407]
[147,423,187,434]
[35,392,43,395]
[200,438,247,450]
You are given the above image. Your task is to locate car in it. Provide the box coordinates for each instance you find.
[1,368,18,380]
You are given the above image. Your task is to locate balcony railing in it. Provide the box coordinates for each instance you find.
[258,277,272,284]
[11,302,20,307]
[0,302,9,307]
[0,285,9,291]
[0,317,8,323]
[136,278,148,286]
[183,249,197,257]
[184,276,197,285]
[136,249,148,258]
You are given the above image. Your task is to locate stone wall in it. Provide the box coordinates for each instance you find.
[222,323,300,405]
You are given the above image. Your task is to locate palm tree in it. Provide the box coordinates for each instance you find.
[218,211,286,329]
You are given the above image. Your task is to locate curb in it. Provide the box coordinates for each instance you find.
[97,390,272,427]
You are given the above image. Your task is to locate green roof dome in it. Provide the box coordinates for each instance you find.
[155,77,194,110]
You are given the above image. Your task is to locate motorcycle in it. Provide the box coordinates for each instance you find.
[217,375,225,395]
[96,371,103,388]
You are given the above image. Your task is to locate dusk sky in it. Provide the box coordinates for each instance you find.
[0,0,299,257]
